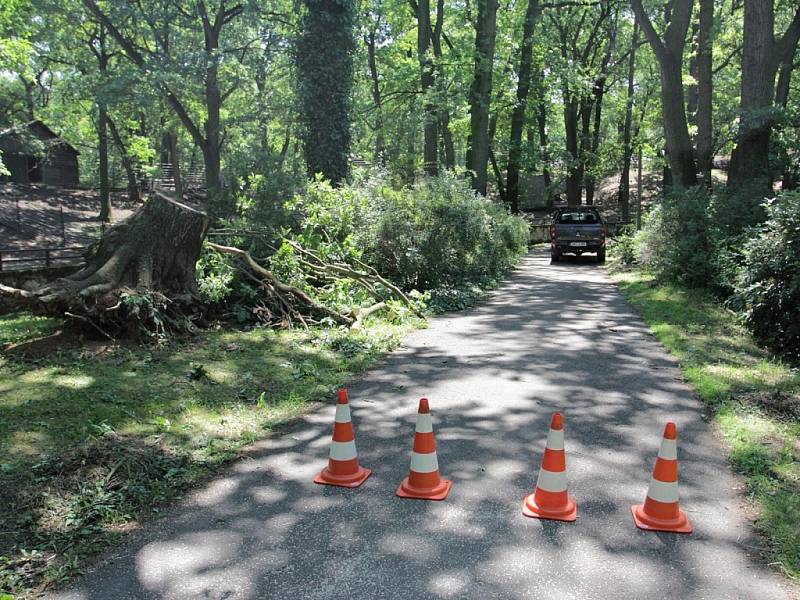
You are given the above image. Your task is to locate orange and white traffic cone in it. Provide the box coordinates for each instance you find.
[631,422,692,533]
[523,412,577,522]
[396,398,452,501]
[313,388,371,488]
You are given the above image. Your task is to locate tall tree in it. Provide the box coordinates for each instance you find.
[631,0,697,188]
[82,0,245,206]
[618,19,639,223]
[727,0,800,191]
[413,0,438,175]
[505,0,541,213]
[466,0,498,195]
[695,0,713,187]
[297,0,357,184]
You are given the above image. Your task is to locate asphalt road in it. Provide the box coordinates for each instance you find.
[51,249,793,600]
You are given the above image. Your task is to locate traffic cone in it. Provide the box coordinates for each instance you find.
[631,422,692,533]
[313,388,371,488]
[522,412,577,522]
[396,398,452,500]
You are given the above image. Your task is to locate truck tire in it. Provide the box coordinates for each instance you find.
[597,250,606,263]
[551,252,561,263]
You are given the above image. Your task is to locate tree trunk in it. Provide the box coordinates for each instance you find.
[416,0,438,175]
[96,35,111,222]
[200,2,225,204]
[536,80,551,202]
[107,116,141,203]
[1,193,210,338]
[728,3,800,192]
[636,147,643,230]
[579,97,592,204]
[488,113,505,197]
[366,29,386,166]
[564,97,581,206]
[466,0,498,195]
[506,0,541,213]
[98,102,111,222]
[586,21,615,207]
[695,0,714,187]
[165,131,183,198]
[431,0,455,170]
[619,20,639,223]
[631,0,698,188]
[728,1,777,191]
[296,0,356,185]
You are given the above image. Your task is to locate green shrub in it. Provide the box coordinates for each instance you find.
[733,192,800,360]
[359,173,529,290]
[634,187,715,289]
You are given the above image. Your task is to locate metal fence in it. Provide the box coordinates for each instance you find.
[0,246,86,272]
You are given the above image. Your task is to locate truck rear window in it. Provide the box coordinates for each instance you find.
[557,212,599,224]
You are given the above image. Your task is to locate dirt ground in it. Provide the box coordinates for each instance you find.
[0,183,140,250]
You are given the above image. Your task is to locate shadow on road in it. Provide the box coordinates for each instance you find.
[52,249,790,600]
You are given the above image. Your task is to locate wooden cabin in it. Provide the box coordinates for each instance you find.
[0,121,80,187]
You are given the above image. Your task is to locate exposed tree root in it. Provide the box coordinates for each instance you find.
[0,193,210,340]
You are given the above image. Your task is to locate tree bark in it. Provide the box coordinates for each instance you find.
[466,0,498,195]
[431,0,455,170]
[107,115,141,203]
[728,2,800,191]
[536,75,552,201]
[636,146,643,230]
[564,98,581,205]
[619,20,639,223]
[506,0,541,212]
[695,0,714,187]
[631,0,697,188]
[415,0,438,175]
[98,102,111,222]
[365,29,386,166]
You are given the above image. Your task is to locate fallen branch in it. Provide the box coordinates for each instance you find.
[207,242,353,326]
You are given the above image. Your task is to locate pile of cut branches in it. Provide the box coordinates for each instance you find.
[207,241,423,329]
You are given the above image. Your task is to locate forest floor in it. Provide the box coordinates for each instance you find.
[38,249,795,600]
[0,184,138,252]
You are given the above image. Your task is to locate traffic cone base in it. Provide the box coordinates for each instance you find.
[396,476,451,501]
[523,491,577,522]
[631,503,692,534]
[314,464,372,488]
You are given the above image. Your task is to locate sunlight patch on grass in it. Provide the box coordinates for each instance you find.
[0,313,62,346]
[0,313,420,595]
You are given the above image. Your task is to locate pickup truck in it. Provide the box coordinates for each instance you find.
[550,207,606,263]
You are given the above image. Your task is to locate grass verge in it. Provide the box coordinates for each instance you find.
[610,267,800,581]
[0,314,421,597]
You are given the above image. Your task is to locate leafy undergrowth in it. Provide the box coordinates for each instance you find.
[0,315,421,597]
[610,267,800,581]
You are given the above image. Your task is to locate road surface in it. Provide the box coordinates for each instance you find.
[51,250,792,600]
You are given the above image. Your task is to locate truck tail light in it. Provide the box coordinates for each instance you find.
[601,225,606,245]
[550,224,556,239]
